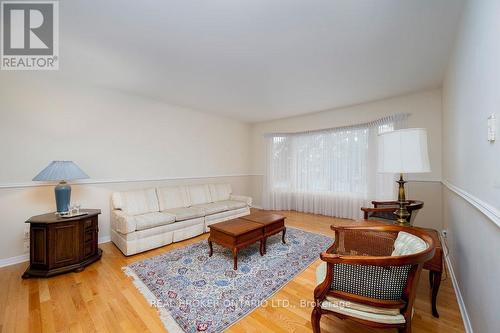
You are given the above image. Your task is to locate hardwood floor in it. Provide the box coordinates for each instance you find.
[0,210,465,333]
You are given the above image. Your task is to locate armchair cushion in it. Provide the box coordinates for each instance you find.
[320,298,405,324]
[323,295,401,316]
[391,231,428,256]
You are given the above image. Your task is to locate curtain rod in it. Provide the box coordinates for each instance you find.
[264,113,410,137]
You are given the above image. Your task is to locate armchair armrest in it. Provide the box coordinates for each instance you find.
[230,194,252,207]
[329,225,436,264]
[111,210,136,234]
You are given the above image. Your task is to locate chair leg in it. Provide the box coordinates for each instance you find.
[311,306,322,333]
[398,321,412,333]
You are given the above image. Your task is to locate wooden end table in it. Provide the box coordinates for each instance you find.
[23,209,102,279]
[208,218,264,270]
[422,228,443,318]
[241,213,286,254]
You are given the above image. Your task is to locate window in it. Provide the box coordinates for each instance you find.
[263,114,407,219]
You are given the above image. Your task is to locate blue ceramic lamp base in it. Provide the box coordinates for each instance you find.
[55,181,71,213]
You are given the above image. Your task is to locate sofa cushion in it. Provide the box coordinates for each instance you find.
[192,202,228,215]
[187,184,212,205]
[391,231,428,256]
[217,200,247,210]
[163,207,205,221]
[111,188,159,215]
[134,212,176,231]
[157,186,190,211]
[118,217,205,241]
[209,184,232,202]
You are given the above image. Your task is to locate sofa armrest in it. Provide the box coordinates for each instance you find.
[230,194,253,207]
[111,210,136,234]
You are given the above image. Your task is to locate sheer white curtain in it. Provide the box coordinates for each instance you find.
[262,114,408,219]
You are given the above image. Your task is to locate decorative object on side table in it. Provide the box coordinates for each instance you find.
[32,161,89,213]
[377,128,431,225]
[22,209,102,279]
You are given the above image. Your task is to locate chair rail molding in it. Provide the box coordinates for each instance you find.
[442,180,500,229]
[0,174,259,189]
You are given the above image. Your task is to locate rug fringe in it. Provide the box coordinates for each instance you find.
[122,266,185,333]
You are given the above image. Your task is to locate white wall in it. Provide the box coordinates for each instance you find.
[442,0,500,331]
[250,89,443,229]
[0,77,251,183]
[0,76,253,262]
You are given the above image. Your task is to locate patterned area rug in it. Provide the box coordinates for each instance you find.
[123,227,332,333]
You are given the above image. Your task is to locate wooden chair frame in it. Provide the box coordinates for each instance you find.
[312,225,435,333]
[361,200,424,221]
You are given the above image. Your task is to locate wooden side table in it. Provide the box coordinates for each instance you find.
[330,219,443,318]
[421,228,443,318]
[22,209,102,279]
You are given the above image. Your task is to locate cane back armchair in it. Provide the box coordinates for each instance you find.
[312,225,435,333]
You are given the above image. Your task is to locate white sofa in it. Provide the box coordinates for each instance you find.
[110,184,252,255]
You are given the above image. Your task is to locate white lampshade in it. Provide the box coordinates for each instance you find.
[377,128,431,174]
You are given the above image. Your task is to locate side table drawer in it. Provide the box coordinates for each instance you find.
[83,219,95,229]
[84,241,95,257]
[84,229,94,242]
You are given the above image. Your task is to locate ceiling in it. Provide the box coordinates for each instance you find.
[10,0,465,122]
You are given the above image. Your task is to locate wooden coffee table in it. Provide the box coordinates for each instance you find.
[241,213,286,254]
[208,218,264,270]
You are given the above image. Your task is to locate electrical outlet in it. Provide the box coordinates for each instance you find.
[441,229,448,239]
[24,225,30,240]
[23,240,30,251]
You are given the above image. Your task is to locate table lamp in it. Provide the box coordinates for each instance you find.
[377,128,431,225]
[33,161,89,213]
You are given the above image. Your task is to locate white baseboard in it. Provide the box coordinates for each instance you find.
[441,232,474,333]
[98,235,111,244]
[0,253,30,268]
[0,235,112,268]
